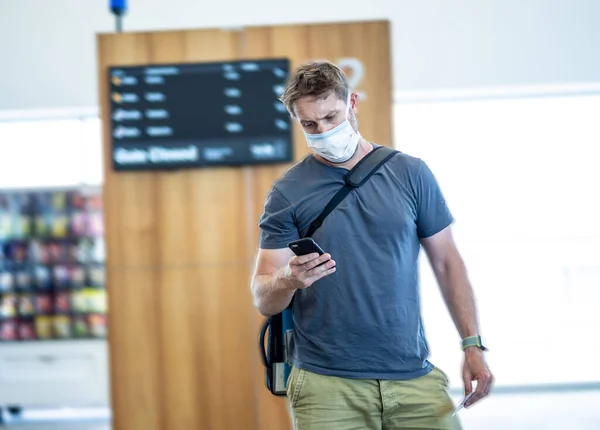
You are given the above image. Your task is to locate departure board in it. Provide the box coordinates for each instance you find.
[107,58,293,171]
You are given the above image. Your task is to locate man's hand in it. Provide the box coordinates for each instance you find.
[251,248,336,316]
[283,252,336,289]
[462,348,494,407]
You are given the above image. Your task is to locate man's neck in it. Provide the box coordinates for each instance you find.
[314,139,374,170]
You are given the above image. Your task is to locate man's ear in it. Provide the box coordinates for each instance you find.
[350,92,359,112]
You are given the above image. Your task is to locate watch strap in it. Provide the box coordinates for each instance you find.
[461,335,488,351]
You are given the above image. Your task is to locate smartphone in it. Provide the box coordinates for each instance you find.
[452,391,475,417]
[287,238,326,257]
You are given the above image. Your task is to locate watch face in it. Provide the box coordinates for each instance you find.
[475,336,488,350]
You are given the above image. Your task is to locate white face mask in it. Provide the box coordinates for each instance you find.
[303,102,361,164]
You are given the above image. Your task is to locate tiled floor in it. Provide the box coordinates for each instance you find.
[0,425,109,430]
[4,391,599,429]
[453,391,600,430]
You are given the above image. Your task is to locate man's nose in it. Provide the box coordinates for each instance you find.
[315,122,332,135]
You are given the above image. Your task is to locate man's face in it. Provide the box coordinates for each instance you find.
[294,91,359,135]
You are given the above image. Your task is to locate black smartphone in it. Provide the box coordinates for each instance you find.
[287,238,326,257]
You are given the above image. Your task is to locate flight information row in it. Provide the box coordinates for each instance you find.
[112,118,290,140]
[111,99,287,122]
[111,83,284,104]
[110,63,288,87]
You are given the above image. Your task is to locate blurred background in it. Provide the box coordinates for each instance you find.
[0,0,598,429]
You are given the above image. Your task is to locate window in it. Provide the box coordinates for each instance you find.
[394,94,600,388]
[0,117,103,189]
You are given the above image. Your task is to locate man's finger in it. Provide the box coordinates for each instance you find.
[306,259,336,277]
[465,393,482,408]
[303,253,332,270]
[479,371,493,397]
[466,372,491,407]
[307,265,336,283]
[462,373,473,398]
[292,253,320,265]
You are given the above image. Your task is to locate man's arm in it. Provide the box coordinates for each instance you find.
[420,226,479,338]
[251,248,298,316]
[251,248,335,316]
[421,225,493,407]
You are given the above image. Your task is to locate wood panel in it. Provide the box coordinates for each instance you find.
[97,32,163,430]
[241,22,393,430]
[97,20,391,430]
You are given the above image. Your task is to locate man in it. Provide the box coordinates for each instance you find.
[251,60,493,430]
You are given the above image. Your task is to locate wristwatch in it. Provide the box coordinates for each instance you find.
[461,335,488,351]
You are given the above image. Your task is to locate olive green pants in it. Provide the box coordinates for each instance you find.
[287,366,462,430]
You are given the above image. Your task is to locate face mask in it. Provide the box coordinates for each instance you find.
[303,101,361,164]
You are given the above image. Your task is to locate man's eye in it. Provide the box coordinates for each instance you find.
[302,123,313,128]
[325,116,334,121]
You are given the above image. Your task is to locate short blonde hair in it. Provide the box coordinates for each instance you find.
[279,60,349,117]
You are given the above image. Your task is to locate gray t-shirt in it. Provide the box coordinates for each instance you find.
[258,146,454,380]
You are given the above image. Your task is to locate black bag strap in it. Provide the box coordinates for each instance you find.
[285,145,398,310]
[259,317,272,368]
[305,145,398,238]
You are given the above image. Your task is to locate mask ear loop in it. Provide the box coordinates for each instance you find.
[345,95,352,118]
[346,94,362,140]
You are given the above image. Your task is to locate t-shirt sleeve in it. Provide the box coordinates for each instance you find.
[415,160,455,238]
[258,185,300,249]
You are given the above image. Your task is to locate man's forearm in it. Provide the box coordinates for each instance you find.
[252,270,298,316]
[434,254,480,338]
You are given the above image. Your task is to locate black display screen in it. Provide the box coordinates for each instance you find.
[107,58,293,171]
